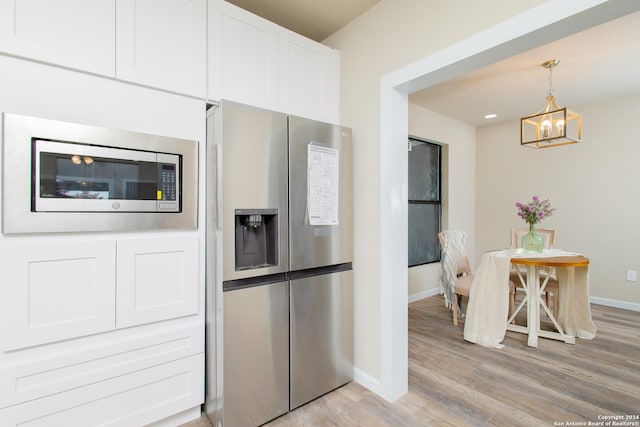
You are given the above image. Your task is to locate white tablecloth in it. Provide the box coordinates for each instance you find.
[463,249,597,348]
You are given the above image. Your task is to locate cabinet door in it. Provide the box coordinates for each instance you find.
[0,0,115,76]
[116,235,199,328]
[279,28,338,123]
[208,0,279,110]
[116,0,206,97]
[0,240,116,351]
[0,353,203,426]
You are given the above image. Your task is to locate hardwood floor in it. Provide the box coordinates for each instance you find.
[182,295,640,427]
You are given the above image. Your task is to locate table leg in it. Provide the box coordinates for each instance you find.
[527,264,540,347]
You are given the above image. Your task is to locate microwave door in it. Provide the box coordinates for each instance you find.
[33,139,177,213]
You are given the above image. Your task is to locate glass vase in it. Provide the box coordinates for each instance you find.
[522,223,544,253]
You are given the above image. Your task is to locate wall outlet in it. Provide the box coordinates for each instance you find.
[626,270,637,282]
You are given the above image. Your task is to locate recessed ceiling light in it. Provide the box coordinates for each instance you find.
[484,113,497,119]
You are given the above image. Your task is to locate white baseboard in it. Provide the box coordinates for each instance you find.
[408,290,640,312]
[148,406,202,427]
[353,368,382,396]
[408,288,440,303]
[590,296,640,312]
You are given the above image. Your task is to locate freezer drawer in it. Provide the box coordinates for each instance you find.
[289,269,353,410]
[223,281,289,427]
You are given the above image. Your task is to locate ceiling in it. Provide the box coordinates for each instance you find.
[410,10,640,127]
[225,0,380,42]
[225,2,640,128]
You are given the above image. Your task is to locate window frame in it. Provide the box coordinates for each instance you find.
[407,137,442,267]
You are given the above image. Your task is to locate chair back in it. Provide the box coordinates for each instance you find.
[438,231,471,276]
[510,228,555,249]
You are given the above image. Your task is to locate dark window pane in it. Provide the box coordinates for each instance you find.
[408,138,441,267]
[408,142,440,202]
[408,203,441,266]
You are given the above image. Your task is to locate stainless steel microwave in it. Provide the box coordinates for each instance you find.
[34,139,181,213]
[2,113,198,234]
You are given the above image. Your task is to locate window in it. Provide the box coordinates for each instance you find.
[408,138,441,267]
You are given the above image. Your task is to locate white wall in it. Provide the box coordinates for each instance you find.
[407,104,476,300]
[323,0,546,389]
[476,93,640,307]
[325,0,640,400]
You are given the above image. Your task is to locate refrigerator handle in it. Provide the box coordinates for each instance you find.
[215,143,222,230]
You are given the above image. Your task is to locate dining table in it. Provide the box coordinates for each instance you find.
[507,253,590,347]
[463,248,597,349]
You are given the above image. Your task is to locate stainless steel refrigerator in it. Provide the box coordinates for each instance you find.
[204,100,353,427]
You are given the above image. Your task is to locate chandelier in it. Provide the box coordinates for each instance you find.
[520,59,582,148]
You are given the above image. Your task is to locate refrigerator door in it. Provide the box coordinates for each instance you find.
[290,269,353,410]
[288,116,352,271]
[218,100,289,281]
[223,281,289,427]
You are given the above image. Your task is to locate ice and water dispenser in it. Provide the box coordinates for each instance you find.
[234,209,279,271]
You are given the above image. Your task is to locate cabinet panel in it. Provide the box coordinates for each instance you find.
[0,353,203,427]
[116,0,206,96]
[208,0,279,110]
[279,29,337,123]
[116,235,199,327]
[0,324,202,409]
[0,0,115,76]
[0,240,116,351]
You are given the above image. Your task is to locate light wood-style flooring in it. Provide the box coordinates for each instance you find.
[183,295,640,426]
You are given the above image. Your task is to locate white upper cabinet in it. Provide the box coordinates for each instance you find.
[116,0,206,97]
[208,0,340,123]
[0,0,116,76]
[208,0,279,110]
[279,28,338,124]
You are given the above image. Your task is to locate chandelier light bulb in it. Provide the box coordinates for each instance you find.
[540,119,552,138]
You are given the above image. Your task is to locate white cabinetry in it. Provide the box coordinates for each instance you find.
[0,325,203,425]
[0,234,202,426]
[0,0,115,76]
[279,28,338,124]
[116,0,207,97]
[208,0,340,123]
[116,235,199,327]
[209,0,279,110]
[0,235,199,351]
[0,240,116,351]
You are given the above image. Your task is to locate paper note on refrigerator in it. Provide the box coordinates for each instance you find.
[307,144,339,225]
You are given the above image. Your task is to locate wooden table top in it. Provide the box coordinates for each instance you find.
[510,254,589,267]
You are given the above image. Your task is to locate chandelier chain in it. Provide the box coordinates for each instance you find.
[547,65,554,97]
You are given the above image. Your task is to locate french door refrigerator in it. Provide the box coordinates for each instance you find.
[204,100,353,427]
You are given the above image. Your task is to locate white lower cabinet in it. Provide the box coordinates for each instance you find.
[116,235,199,328]
[0,235,203,426]
[0,325,203,426]
[0,240,117,351]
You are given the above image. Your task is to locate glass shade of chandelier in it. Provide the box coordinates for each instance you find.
[521,59,582,148]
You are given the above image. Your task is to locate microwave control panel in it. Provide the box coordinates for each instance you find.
[158,163,177,201]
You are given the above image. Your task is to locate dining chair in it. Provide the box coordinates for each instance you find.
[438,232,473,326]
[509,228,560,320]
